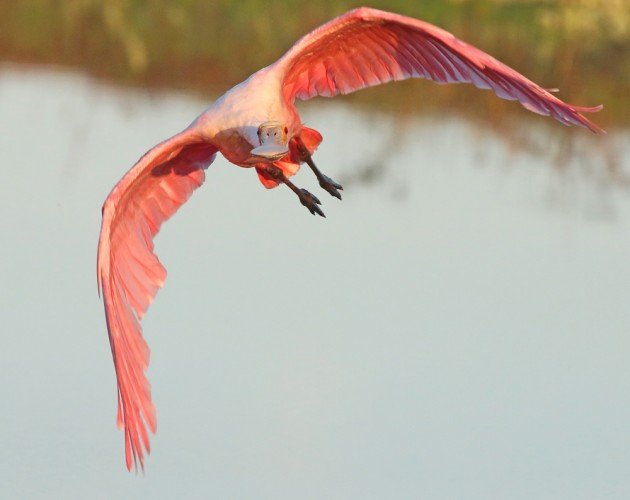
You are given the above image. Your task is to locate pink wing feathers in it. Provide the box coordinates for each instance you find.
[97,129,217,470]
[278,7,602,132]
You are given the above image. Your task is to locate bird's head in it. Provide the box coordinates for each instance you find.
[251,121,289,160]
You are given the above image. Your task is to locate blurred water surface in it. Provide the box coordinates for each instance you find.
[1,0,628,126]
[1,55,629,499]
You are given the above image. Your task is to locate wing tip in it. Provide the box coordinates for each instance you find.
[576,104,605,134]
[574,103,604,113]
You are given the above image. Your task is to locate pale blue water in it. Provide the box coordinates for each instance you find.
[1,65,629,499]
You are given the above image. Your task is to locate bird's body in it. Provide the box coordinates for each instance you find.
[98,7,602,471]
[197,68,293,166]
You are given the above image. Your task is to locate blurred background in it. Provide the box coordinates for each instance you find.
[1,1,629,499]
[1,0,628,123]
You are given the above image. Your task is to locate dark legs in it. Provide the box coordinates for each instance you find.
[264,165,325,217]
[295,137,343,200]
[262,136,343,217]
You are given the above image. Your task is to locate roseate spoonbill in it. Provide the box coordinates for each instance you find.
[97,7,603,470]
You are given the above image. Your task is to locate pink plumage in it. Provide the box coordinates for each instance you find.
[98,7,603,471]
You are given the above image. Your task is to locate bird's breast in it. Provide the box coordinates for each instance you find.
[194,67,299,167]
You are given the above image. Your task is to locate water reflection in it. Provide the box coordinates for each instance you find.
[2,66,630,499]
[328,103,628,213]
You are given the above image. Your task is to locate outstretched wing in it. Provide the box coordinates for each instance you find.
[277,7,602,132]
[97,127,217,470]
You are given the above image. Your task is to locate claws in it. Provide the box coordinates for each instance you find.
[298,188,325,217]
[267,147,338,216]
[302,149,343,200]
[319,175,343,200]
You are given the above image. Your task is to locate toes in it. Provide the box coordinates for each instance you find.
[326,186,342,200]
[298,189,326,217]
[319,175,343,199]
[324,175,343,190]
[311,205,326,217]
[300,188,321,205]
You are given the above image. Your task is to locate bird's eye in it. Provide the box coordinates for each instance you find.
[284,126,288,134]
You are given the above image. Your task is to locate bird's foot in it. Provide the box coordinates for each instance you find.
[260,164,326,218]
[298,188,325,217]
[318,175,343,200]
[297,140,343,200]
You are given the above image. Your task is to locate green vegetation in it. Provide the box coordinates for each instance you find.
[1,0,627,127]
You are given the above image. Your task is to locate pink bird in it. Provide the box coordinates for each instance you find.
[97,7,602,470]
